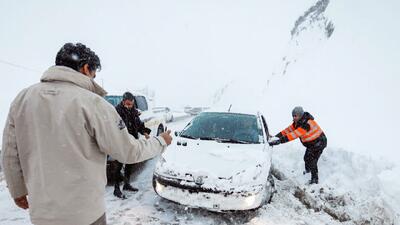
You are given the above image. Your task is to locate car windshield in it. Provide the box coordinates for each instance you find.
[180,112,264,144]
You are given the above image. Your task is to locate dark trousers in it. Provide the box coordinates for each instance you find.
[108,160,147,186]
[109,161,134,186]
[304,148,323,180]
[303,136,327,180]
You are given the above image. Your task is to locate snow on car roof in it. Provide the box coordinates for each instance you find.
[204,106,261,116]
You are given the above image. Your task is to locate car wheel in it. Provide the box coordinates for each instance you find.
[157,124,164,136]
[265,172,275,204]
[152,175,157,192]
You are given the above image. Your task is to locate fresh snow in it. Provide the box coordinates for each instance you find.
[1,118,398,224]
[1,0,399,224]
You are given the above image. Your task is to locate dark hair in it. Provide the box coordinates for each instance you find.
[123,92,134,101]
[55,43,101,72]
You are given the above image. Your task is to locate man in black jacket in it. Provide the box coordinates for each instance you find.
[269,106,327,184]
[110,92,152,198]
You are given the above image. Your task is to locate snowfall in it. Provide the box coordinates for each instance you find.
[1,116,399,225]
[1,0,400,224]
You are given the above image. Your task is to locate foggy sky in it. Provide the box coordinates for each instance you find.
[1,0,399,161]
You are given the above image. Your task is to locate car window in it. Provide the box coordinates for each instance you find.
[181,112,264,144]
[104,96,123,106]
[134,96,148,111]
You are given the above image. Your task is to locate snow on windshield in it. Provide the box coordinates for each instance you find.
[181,112,263,144]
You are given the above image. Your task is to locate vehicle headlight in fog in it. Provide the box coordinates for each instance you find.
[155,181,164,193]
[195,176,204,185]
[244,195,256,206]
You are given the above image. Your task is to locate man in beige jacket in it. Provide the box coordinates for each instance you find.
[1,43,172,225]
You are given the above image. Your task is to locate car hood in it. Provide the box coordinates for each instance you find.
[155,138,271,186]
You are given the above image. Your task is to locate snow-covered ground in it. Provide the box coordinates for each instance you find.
[1,0,399,224]
[1,117,398,225]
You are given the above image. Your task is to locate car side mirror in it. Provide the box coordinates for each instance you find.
[174,131,180,137]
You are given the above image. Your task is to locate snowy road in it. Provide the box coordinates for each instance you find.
[0,117,399,225]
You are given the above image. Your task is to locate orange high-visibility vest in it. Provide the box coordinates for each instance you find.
[281,120,323,142]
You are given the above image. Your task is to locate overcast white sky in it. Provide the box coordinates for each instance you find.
[1,0,399,161]
[0,0,303,106]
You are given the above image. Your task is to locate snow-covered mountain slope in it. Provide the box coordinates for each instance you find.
[211,0,399,162]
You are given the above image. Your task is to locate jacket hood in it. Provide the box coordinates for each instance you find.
[40,66,107,97]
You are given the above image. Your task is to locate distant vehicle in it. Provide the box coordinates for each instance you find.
[153,107,174,123]
[184,106,210,116]
[152,110,275,211]
[104,94,166,136]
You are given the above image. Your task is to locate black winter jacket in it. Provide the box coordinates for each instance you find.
[115,102,151,139]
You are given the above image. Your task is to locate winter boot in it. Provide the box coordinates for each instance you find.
[308,177,318,185]
[113,184,126,199]
[123,183,138,192]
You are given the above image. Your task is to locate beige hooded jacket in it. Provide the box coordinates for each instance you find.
[1,66,167,225]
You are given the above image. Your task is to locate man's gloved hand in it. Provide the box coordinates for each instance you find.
[268,136,281,146]
[269,139,280,146]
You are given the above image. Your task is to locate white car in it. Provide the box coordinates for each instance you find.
[153,111,274,211]
[184,106,210,116]
[153,107,174,123]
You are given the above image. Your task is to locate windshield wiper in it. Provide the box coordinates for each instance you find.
[198,137,215,140]
[198,137,251,144]
[180,134,197,139]
[217,138,251,144]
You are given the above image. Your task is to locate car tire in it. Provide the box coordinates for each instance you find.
[152,175,157,193]
[265,172,275,204]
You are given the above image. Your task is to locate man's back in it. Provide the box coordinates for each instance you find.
[6,66,109,225]
[2,44,171,225]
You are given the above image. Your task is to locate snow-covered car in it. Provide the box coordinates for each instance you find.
[104,94,166,136]
[184,106,210,116]
[152,107,174,122]
[152,111,274,211]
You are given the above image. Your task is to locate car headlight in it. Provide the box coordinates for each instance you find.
[155,180,164,193]
[244,195,256,206]
[195,176,204,185]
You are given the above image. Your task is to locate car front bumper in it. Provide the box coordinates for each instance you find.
[153,174,268,211]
